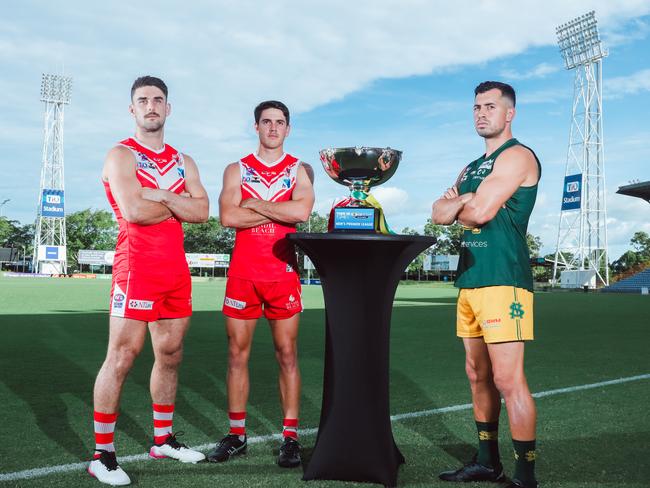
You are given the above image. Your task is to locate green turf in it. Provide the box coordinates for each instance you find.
[0,275,648,487]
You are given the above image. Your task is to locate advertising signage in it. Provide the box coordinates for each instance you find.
[561,174,582,211]
[41,189,65,217]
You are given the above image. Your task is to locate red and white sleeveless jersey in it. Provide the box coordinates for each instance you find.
[228,153,301,282]
[104,137,188,274]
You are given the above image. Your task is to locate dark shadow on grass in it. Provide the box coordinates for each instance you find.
[125,310,324,444]
[0,313,149,460]
[388,369,474,484]
[539,431,650,483]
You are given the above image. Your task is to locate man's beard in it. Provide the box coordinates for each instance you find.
[142,118,164,133]
[476,125,503,139]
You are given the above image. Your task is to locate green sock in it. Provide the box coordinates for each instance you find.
[475,420,500,468]
[512,439,537,486]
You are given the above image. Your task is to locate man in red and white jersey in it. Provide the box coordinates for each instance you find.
[207,101,314,468]
[89,76,209,486]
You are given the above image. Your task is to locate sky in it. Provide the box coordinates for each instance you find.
[1,0,649,260]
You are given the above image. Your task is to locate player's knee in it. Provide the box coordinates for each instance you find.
[228,343,251,368]
[108,347,140,377]
[275,344,297,371]
[492,370,518,396]
[465,358,490,385]
[158,345,183,369]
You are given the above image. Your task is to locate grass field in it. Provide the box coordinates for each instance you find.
[0,275,648,487]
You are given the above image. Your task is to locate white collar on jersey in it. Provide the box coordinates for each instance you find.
[253,152,287,167]
[133,136,166,154]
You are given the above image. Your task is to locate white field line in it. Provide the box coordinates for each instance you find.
[1,373,648,482]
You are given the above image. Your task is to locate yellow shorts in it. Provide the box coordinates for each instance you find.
[457,286,534,343]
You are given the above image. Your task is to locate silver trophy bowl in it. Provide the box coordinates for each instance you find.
[319,146,402,195]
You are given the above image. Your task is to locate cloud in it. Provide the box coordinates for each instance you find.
[408,101,466,118]
[607,68,650,97]
[500,62,560,80]
[3,1,650,226]
[602,17,650,45]
[517,88,571,105]
[372,186,410,217]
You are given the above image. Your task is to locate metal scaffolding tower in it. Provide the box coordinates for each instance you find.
[553,11,609,288]
[33,73,72,274]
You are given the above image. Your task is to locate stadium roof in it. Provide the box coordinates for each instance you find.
[616,181,650,203]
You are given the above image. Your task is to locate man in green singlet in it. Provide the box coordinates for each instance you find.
[431,81,541,488]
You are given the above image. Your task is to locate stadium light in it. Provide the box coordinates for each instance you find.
[553,10,610,288]
[556,11,607,70]
[40,74,72,104]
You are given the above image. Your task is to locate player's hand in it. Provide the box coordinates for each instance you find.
[141,187,164,202]
[240,198,258,210]
[460,192,475,204]
[179,191,191,198]
[443,186,459,200]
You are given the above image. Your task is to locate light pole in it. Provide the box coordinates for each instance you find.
[0,198,9,217]
[553,11,609,287]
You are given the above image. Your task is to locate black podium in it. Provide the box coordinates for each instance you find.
[287,233,435,487]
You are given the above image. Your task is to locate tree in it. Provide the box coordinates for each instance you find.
[0,217,34,254]
[296,211,328,233]
[295,212,328,277]
[611,251,641,275]
[630,231,650,261]
[610,231,650,279]
[183,217,235,254]
[400,227,426,279]
[66,209,118,269]
[526,233,542,257]
[423,219,464,255]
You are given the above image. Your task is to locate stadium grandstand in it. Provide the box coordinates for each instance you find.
[616,180,650,203]
[603,180,650,293]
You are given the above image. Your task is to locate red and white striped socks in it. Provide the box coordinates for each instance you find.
[229,411,246,441]
[283,418,298,440]
[93,411,117,457]
[153,403,174,445]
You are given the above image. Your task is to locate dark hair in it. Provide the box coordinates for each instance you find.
[475,81,516,107]
[131,76,168,100]
[254,100,290,125]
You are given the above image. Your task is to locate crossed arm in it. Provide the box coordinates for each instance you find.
[102,146,209,225]
[140,155,209,223]
[431,146,537,227]
[219,162,315,229]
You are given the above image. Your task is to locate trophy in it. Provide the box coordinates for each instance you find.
[319,146,402,233]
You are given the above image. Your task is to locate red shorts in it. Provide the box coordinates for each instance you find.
[223,276,302,320]
[110,270,192,322]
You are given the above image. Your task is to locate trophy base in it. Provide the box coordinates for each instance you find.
[330,206,379,233]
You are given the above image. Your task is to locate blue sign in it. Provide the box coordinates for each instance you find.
[45,246,59,259]
[333,207,376,230]
[561,174,582,211]
[41,189,65,218]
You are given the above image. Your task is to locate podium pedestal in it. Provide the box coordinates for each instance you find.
[287,233,435,487]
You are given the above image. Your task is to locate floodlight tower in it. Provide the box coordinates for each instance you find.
[33,74,72,274]
[553,11,609,288]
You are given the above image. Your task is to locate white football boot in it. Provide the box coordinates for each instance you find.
[87,450,131,486]
[149,432,205,463]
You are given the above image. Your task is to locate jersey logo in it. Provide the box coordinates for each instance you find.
[509,301,525,319]
[239,154,299,202]
[476,159,494,176]
[224,297,246,310]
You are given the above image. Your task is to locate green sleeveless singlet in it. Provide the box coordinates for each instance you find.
[454,138,541,292]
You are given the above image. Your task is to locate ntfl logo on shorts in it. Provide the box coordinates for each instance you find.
[224,297,246,310]
[128,299,154,310]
